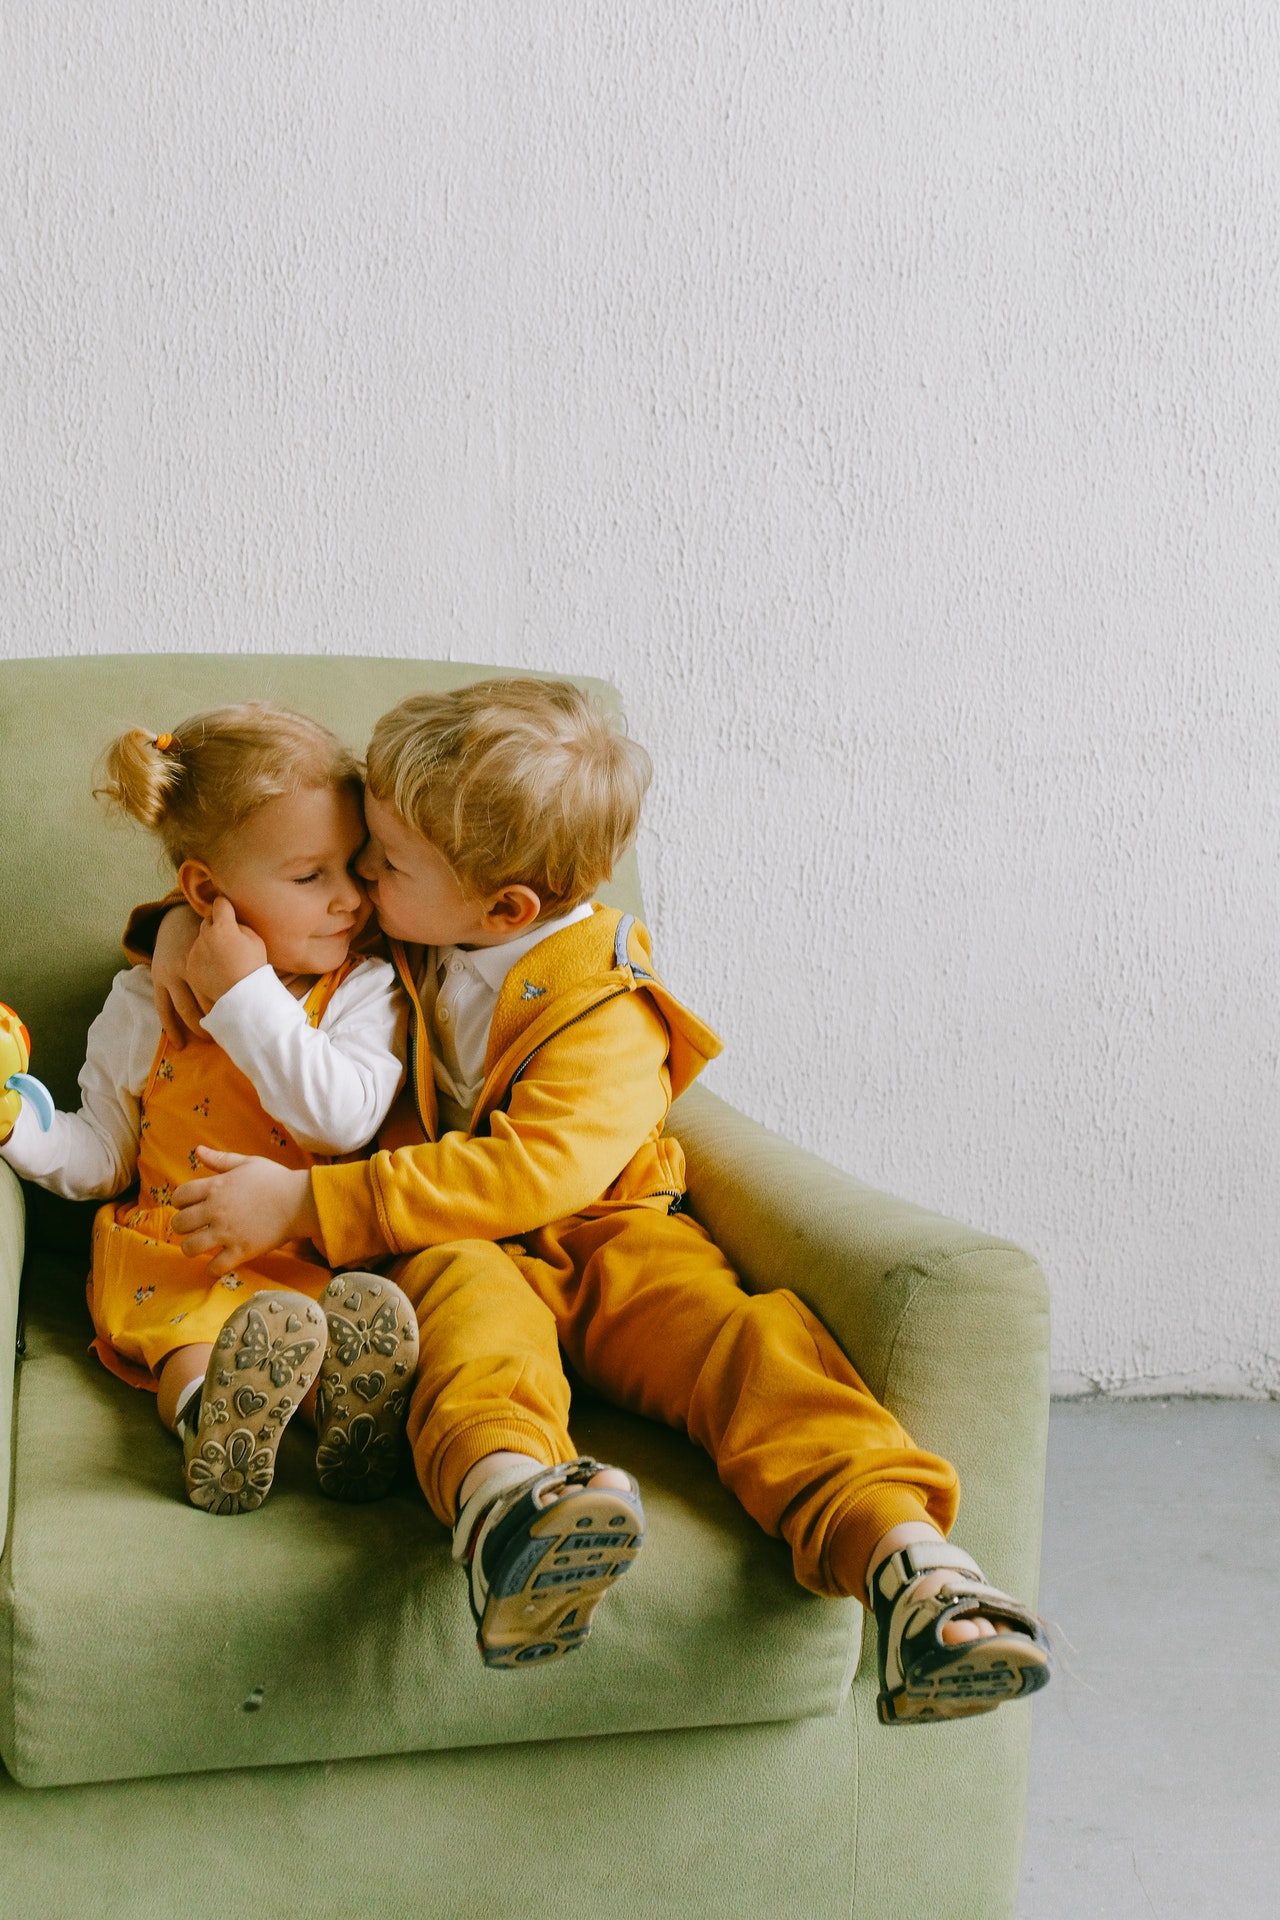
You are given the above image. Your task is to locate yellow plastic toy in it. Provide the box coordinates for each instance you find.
[0,1002,54,1142]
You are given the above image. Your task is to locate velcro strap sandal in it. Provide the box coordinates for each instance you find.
[868,1539,1052,1726]
[183,1290,327,1515]
[313,1272,419,1502]
[452,1456,645,1670]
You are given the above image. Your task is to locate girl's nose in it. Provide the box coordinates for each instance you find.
[335,868,364,912]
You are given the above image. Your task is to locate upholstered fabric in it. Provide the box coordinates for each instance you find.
[2,1248,858,1789]
[0,655,1049,1917]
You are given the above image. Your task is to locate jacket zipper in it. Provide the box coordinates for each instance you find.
[410,976,686,1211]
[644,1189,686,1214]
[406,992,429,1138]
[504,985,632,1093]
[509,987,687,1213]
[406,970,633,1138]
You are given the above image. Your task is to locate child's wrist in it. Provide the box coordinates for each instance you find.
[297,1171,322,1244]
[194,957,269,1013]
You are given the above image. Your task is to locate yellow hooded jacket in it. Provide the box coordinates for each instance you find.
[308,906,722,1270]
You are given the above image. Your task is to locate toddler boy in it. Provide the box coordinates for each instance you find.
[169,678,1051,1722]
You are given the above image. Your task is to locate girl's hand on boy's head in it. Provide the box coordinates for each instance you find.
[151,903,206,1049]
[187,897,270,1011]
[171,1148,321,1275]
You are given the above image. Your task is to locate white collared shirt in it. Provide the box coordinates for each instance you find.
[421,902,595,1133]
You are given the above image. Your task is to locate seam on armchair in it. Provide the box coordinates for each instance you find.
[879,1245,1051,1615]
[879,1243,1048,1413]
[878,1261,933,1412]
[0,1372,18,1773]
[847,1690,861,1920]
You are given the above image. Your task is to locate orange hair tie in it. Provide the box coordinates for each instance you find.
[154,733,174,752]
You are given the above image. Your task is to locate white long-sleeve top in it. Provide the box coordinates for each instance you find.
[0,958,407,1203]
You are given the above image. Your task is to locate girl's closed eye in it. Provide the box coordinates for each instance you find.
[292,871,321,886]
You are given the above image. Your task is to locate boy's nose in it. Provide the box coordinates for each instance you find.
[354,842,378,882]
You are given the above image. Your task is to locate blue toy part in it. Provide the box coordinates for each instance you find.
[5,1073,54,1132]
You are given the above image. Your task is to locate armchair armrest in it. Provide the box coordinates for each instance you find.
[0,1162,25,1561]
[667,1082,1050,1602]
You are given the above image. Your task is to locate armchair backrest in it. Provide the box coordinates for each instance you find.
[0,655,641,1108]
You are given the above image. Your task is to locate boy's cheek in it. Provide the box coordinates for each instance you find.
[373,898,432,943]
[371,899,408,936]
[364,886,398,933]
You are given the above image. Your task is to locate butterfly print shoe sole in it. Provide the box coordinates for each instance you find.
[314,1273,419,1503]
[183,1290,327,1516]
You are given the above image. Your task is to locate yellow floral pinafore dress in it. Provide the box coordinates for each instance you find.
[88,964,354,1390]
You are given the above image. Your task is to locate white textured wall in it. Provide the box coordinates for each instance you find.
[3,3,1278,1394]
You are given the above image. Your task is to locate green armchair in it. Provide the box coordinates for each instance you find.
[0,654,1049,1919]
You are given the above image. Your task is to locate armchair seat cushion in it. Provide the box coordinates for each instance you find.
[1,1262,860,1790]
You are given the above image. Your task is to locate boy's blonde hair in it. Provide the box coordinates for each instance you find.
[366,678,652,913]
[95,702,362,868]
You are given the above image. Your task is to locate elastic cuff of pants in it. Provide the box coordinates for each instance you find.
[432,1419,563,1526]
[825,1487,937,1603]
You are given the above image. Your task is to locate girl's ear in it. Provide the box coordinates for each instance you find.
[176,859,219,920]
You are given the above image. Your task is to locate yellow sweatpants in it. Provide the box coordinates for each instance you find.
[393,1207,959,1601]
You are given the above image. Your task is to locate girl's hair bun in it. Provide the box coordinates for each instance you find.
[95,728,183,831]
[94,705,361,866]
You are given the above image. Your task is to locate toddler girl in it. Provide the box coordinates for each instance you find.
[0,703,418,1515]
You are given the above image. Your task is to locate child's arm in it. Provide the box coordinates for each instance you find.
[124,895,204,1046]
[125,897,406,1151]
[173,1149,319,1273]
[0,970,157,1201]
[199,956,407,1155]
[173,989,674,1275]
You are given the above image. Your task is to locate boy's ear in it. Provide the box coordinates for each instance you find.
[481,884,543,937]
[176,859,219,920]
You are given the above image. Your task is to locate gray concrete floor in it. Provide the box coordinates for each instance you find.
[1016,1399,1280,1919]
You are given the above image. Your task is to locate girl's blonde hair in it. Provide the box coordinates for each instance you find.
[95,703,362,868]
[366,678,652,913]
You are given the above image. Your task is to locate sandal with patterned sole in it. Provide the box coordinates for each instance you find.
[182,1290,327,1516]
[868,1539,1052,1726]
[313,1272,419,1502]
[452,1456,645,1670]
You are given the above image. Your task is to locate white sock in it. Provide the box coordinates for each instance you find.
[173,1377,203,1434]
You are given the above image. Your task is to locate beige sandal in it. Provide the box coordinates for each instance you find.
[181,1290,326,1516]
[869,1540,1052,1726]
[313,1272,418,1502]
